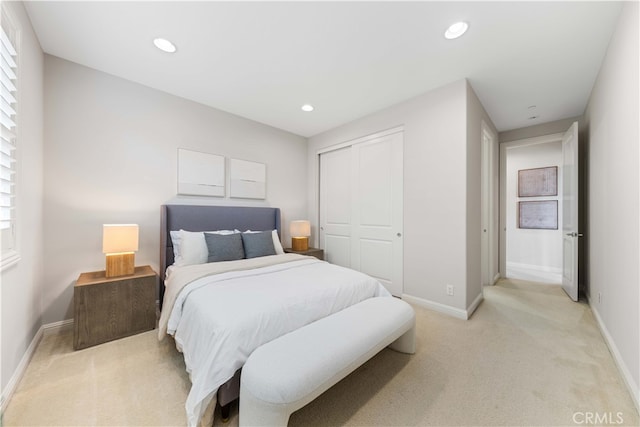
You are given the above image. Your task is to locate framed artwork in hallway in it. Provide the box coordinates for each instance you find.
[518,166,558,197]
[518,200,558,229]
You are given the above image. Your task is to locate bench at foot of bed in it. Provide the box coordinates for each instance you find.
[239,297,416,426]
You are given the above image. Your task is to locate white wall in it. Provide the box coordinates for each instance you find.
[308,79,496,317]
[0,0,45,402]
[583,1,639,408]
[42,56,308,324]
[500,116,581,144]
[505,141,562,283]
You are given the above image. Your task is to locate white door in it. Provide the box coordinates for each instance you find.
[481,129,491,285]
[481,124,498,286]
[319,130,403,296]
[319,147,352,268]
[480,132,491,286]
[562,121,580,301]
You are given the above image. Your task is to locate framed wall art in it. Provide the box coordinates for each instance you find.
[177,148,225,197]
[229,158,266,199]
[518,166,558,197]
[518,200,558,230]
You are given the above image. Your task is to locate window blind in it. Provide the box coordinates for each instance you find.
[0,24,16,244]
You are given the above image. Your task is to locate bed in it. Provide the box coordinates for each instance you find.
[158,204,390,426]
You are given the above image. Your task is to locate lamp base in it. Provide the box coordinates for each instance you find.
[291,237,309,252]
[105,252,135,278]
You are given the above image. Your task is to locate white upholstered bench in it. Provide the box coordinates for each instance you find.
[239,297,416,426]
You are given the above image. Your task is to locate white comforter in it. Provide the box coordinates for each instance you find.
[160,254,390,427]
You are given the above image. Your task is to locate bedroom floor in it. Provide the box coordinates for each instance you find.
[3,278,638,427]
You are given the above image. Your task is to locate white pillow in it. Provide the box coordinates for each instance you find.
[178,230,208,266]
[272,230,285,255]
[244,229,284,255]
[169,230,182,262]
[206,229,239,235]
[170,229,239,266]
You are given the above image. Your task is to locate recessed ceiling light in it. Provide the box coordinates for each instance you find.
[153,38,177,53]
[301,104,314,112]
[444,21,469,40]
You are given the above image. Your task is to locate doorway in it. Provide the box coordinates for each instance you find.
[499,134,564,284]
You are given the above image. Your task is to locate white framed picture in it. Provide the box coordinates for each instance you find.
[177,148,225,197]
[229,158,266,199]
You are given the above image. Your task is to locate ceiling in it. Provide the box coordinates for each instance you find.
[24,1,622,138]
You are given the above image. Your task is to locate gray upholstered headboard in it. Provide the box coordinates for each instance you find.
[159,204,281,306]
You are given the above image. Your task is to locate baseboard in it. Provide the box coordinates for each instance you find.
[43,318,74,335]
[466,292,484,318]
[507,262,562,284]
[401,294,468,320]
[0,325,44,414]
[507,261,562,274]
[588,298,640,415]
[492,272,501,285]
[1,318,75,415]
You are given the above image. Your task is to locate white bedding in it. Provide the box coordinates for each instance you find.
[161,254,390,427]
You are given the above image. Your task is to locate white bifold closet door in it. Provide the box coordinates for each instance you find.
[319,130,403,296]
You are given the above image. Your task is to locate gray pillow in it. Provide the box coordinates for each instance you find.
[204,232,245,262]
[241,231,276,259]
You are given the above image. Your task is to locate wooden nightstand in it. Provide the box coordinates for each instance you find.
[74,265,157,350]
[284,247,324,261]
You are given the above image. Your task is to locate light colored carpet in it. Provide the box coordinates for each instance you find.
[3,278,638,426]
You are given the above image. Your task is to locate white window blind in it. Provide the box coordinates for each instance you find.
[0,22,17,260]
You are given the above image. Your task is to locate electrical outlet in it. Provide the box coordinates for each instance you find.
[446,284,454,296]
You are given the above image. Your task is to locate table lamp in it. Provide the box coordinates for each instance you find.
[103,224,139,277]
[290,220,311,251]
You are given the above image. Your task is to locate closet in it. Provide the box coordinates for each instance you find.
[319,129,404,296]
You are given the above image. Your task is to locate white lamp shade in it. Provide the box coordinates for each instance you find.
[290,220,311,237]
[103,224,139,253]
